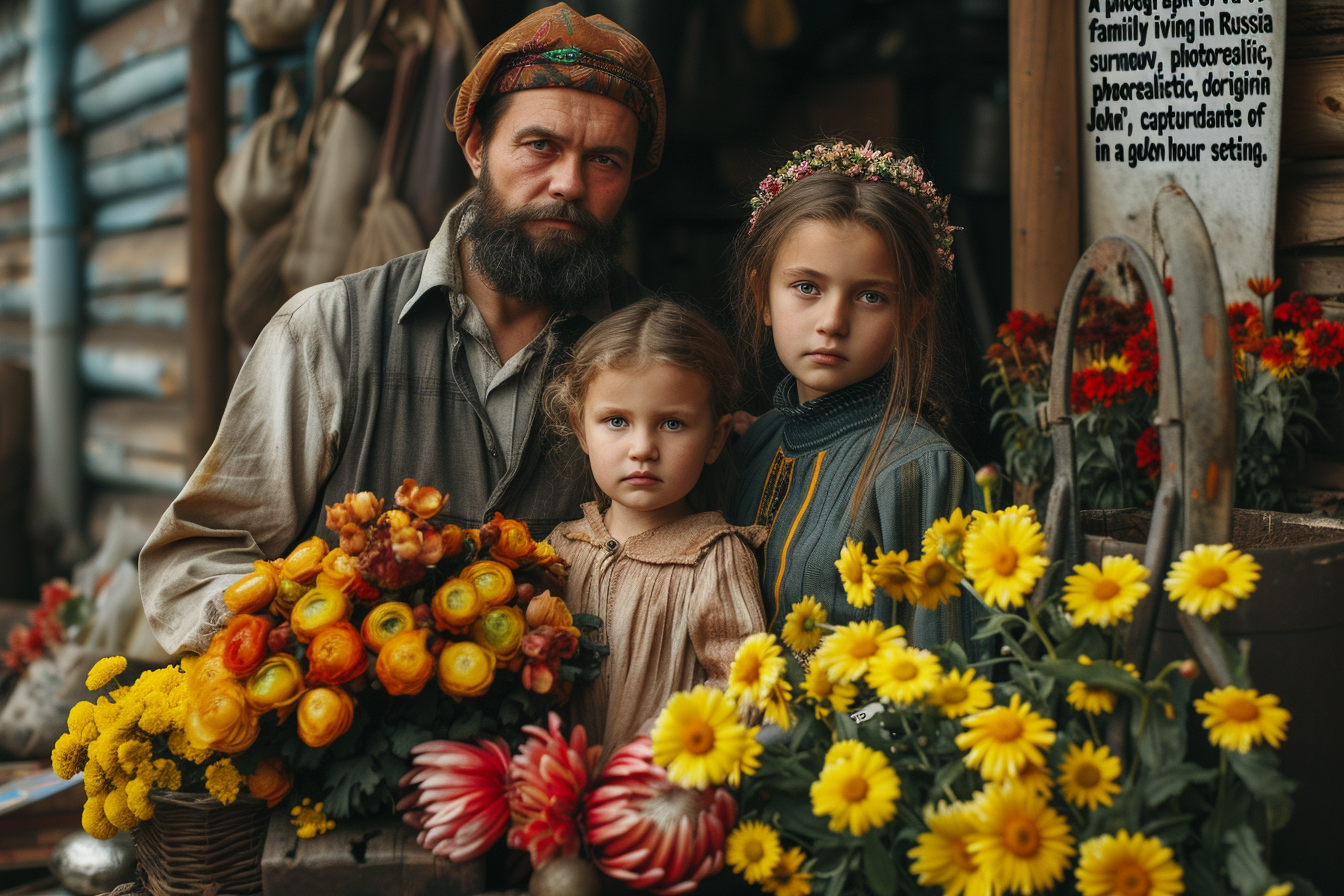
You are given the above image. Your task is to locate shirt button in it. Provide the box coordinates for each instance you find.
[605,539,618,552]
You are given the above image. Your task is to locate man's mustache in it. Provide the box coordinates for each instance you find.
[510,200,604,235]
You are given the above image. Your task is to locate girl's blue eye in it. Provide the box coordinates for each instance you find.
[859,291,886,305]
[795,282,818,296]
[663,419,684,431]
[605,416,627,428]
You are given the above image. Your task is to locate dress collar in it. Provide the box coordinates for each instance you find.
[773,374,891,453]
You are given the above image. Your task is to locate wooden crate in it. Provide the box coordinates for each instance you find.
[261,813,486,896]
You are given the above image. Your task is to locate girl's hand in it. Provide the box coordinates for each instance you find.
[732,411,759,436]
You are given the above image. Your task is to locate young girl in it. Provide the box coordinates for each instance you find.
[728,141,987,653]
[544,298,767,752]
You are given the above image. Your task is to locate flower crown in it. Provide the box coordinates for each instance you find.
[749,141,957,271]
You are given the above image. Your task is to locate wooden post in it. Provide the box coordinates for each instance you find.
[1009,0,1080,313]
[186,0,229,467]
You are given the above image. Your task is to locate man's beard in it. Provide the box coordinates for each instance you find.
[463,167,626,314]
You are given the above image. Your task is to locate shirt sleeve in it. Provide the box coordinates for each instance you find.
[137,282,351,655]
[688,533,768,688]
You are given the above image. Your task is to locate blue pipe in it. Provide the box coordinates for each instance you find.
[29,0,84,547]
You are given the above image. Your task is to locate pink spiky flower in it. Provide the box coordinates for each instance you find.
[397,738,511,862]
[583,736,737,895]
[507,712,602,866]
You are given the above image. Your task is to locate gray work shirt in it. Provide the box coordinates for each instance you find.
[138,195,644,655]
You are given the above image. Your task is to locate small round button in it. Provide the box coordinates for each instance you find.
[605,539,618,551]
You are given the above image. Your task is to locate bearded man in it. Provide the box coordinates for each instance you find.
[139,4,664,655]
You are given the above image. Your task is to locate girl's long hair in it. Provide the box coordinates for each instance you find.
[733,164,961,520]
[544,297,740,513]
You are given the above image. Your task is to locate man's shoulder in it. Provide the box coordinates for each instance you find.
[271,251,431,334]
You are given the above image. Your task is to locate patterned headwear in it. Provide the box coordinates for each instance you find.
[452,3,666,177]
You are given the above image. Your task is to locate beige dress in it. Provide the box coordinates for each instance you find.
[547,503,768,754]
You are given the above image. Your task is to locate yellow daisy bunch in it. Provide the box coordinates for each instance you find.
[813,620,906,684]
[871,548,922,605]
[728,727,764,787]
[1193,686,1290,752]
[1062,554,1150,627]
[908,550,964,610]
[780,597,827,654]
[1065,657,1141,716]
[761,679,795,730]
[1057,741,1123,810]
[922,508,971,560]
[801,663,857,718]
[926,668,994,719]
[908,800,993,896]
[1164,544,1261,620]
[835,538,877,608]
[1075,830,1184,896]
[865,644,942,705]
[810,740,901,836]
[761,846,812,896]
[962,509,1050,609]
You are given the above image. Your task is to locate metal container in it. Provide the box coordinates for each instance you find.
[48,830,137,895]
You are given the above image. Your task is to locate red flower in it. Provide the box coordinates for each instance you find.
[1246,276,1281,299]
[507,712,599,866]
[1072,360,1133,412]
[1076,293,1149,356]
[39,579,75,610]
[220,614,273,678]
[1121,322,1159,394]
[1273,291,1323,330]
[1260,335,1304,379]
[399,737,511,861]
[1136,427,1161,479]
[1300,320,1344,370]
[998,310,1055,346]
[1226,302,1266,354]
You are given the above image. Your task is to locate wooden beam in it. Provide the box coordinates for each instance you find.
[1009,0,1080,313]
[186,0,228,468]
[1284,56,1344,159]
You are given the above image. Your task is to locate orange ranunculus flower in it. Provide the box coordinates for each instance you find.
[394,478,445,520]
[223,560,280,614]
[392,526,423,562]
[432,579,483,634]
[437,641,495,699]
[305,623,368,686]
[245,654,305,715]
[219,614,272,678]
[528,540,559,566]
[282,537,330,584]
[439,525,465,560]
[471,606,526,667]
[524,591,580,637]
[290,587,353,643]
[339,523,368,555]
[296,687,355,747]
[461,560,516,607]
[316,549,363,594]
[325,502,355,532]
[488,513,536,567]
[347,491,383,523]
[419,527,446,566]
[245,757,292,807]
[361,602,416,652]
[188,652,234,693]
[375,630,436,696]
[186,679,260,754]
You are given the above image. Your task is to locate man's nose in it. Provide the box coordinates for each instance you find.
[548,153,586,203]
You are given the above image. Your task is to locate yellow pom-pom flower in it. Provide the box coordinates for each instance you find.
[962,511,1050,609]
[1163,544,1260,620]
[872,548,922,605]
[763,847,812,896]
[86,656,128,691]
[51,733,86,779]
[801,663,857,718]
[1057,741,1122,810]
[927,668,995,719]
[1075,830,1184,896]
[291,798,336,838]
[651,685,751,790]
[167,729,213,764]
[1193,686,1290,752]
[727,633,786,706]
[151,758,182,791]
[865,644,942,705]
[103,786,137,831]
[781,597,827,654]
[810,741,900,836]
[726,820,783,884]
[117,739,153,775]
[1063,555,1150,627]
[956,693,1056,781]
[967,784,1076,895]
[908,801,989,896]
[835,538,876,608]
[81,793,118,841]
[68,702,98,745]
[125,778,155,822]
[205,758,243,806]
[814,621,905,684]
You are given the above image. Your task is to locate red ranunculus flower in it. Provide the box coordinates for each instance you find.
[220,614,273,678]
[305,622,369,686]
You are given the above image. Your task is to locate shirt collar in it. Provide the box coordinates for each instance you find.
[773,373,893,452]
[399,190,612,325]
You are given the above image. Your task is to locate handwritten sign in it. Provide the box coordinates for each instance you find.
[1079,0,1286,303]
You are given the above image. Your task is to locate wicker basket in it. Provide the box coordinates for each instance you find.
[134,790,269,896]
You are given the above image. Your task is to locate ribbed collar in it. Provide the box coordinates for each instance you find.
[773,374,890,453]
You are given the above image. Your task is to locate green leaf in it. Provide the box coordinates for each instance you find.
[1225,748,1295,800]
[972,611,1028,642]
[1183,851,1236,896]
[1033,659,1147,700]
[571,613,604,631]
[388,722,432,759]
[1144,763,1218,805]
[930,641,968,672]
[1223,826,1274,896]
[862,834,898,894]
[322,755,383,819]
[449,709,483,740]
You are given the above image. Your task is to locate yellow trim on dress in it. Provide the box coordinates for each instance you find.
[770,450,826,630]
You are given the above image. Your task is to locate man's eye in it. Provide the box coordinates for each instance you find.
[529,140,550,151]
[593,155,614,166]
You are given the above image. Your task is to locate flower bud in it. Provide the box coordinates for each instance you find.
[220,615,272,678]
[223,561,279,615]
[186,679,260,755]
[245,654,305,715]
[375,629,435,696]
[521,625,579,662]
[245,757,292,807]
[488,513,536,567]
[304,623,369,686]
[296,687,355,747]
[346,492,383,523]
[267,623,294,655]
[316,549,363,594]
[975,464,1001,489]
[361,602,415,652]
[516,583,536,604]
[477,521,500,552]
[339,523,367,555]
[381,510,412,531]
[461,560,515,608]
[521,659,558,695]
[273,579,312,618]
[394,478,446,520]
[1179,659,1200,680]
[437,641,495,699]
[325,502,355,532]
[419,527,446,567]
[290,588,353,644]
[431,579,484,635]
[439,525,464,559]
[471,606,526,666]
[412,604,432,627]
[282,537,330,585]
[525,591,579,637]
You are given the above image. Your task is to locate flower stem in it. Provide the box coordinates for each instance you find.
[1025,600,1058,660]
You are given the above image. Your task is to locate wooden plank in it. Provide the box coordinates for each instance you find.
[1284,56,1344,158]
[1288,30,1344,58]
[82,325,185,398]
[1289,0,1344,33]
[84,397,188,491]
[85,142,186,200]
[1278,171,1344,247]
[94,184,188,234]
[1277,251,1344,296]
[0,196,27,240]
[87,289,186,327]
[73,0,192,88]
[86,223,188,294]
[84,69,250,163]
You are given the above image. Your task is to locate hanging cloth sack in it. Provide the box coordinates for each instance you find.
[215,73,302,238]
[344,36,429,274]
[230,0,321,51]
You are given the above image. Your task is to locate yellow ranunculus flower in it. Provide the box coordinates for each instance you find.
[461,560,516,607]
[223,560,280,614]
[432,578,483,634]
[186,679,260,755]
[282,536,330,584]
[290,587,353,643]
[296,687,355,748]
[437,641,495,699]
[245,654,305,716]
[375,629,436,696]
[361,601,416,652]
[471,606,526,666]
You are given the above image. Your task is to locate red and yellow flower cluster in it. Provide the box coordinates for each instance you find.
[3,578,80,674]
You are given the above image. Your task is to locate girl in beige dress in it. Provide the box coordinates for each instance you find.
[543,299,767,754]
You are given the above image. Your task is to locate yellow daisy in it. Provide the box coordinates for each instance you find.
[761,679,795,730]
[726,820,783,884]
[956,694,1056,781]
[1075,830,1184,896]
[1057,741,1123,810]
[1013,763,1056,797]
[962,512,1050,609]
[762,847,812,896]
[836,538,877,608]
[967,784,1076,895]
[781,597,827,654]
[651,685,752,789]
[1066,681,1117,715]
[727,633,786,705]
[927,668,995,719]
[923,508,971,560]
[1262,885,1293,896]
[810,741,900,836]
[909,554,964,609]
[1163,544,1261,620]
[813,621,905,684]
[86,656,128,691]
[802,663,857,717]
[872,548,922,604]
[1193,687,1290,752]
[865,644,942,705]
[1063,555,1150,627]
[908,801,992,896]
[728,728,763,787]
